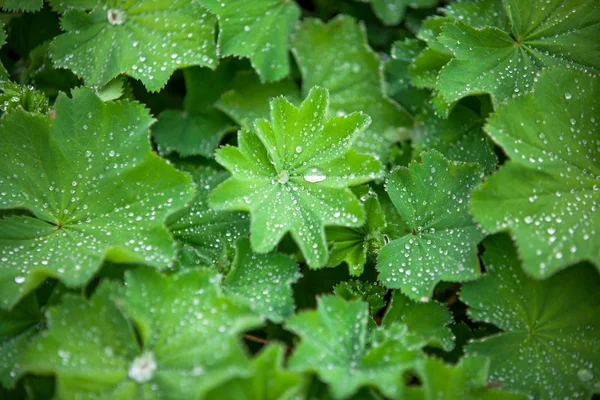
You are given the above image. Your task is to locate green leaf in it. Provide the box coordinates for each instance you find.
[95,76,127,102]
[153,109,237,158]
[0,89,195,308]
[217,70,301,130]
[377,151,484,301]
[382,290,454,351]
[224,238,300,323]
[50,0,218,91]
[0,0,42,12]
[202,0,300,82]
[437,0,600,108]
[21,268,262,399]
[206,344,303,400]
[460,235,600,400]
[362,0,439,26]
[326,186,386,275]
[292,16,412,161]
[408,16,453,89]
[210,86,384,268]
[167,166,249,267]
[471,68,600,277]
[414,104,498,174]
[0,23,7,81]
[333,280,387,316]
[0,82,49,116]
[403,356,527,400]
[0,294,42,388]
[286,296,423,399]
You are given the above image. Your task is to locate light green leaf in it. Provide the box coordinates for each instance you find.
[327,186,386,276]
[377,151,484,301]
[153,109,237,158]
[0,0,42,12]
[408,16,453,89]
[0,294,42,388]
[95,76,127,102]
[206,344,303,400]
[403,356,527,400]
[21,268,262,399]
[167,166,249,267]
[286,296,423,399]
[217,70,301,129]
[437,0,600,108]
[0,89,195,308]
[460,235,600,400]
[202,0,300,82]
[224,238,300,323]
[210,86,384,268]
[471,68,600,277]
[50,0,218,91]
[382,290,454,351]
[292,16,412,161]
[414,104,497,174]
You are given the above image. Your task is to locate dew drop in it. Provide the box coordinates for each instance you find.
[303,168,326,183]
[14,276,25,284]
[277,170,290,184]
[577,368,593,382]
[128,352,157,383]
[107,9,126,25]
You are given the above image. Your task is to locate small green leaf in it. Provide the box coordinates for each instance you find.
[94,76,127,102]
[0,82,49,116]
[206,344,303,400]
[50,0,218,91]
[378,151,484,300]
[471,68,600,277]
[286,296,423,399]
[153,109,237,158]
[210,86,384,268]
[167,166,249,267]
[217,70,301,129]
[21,268,262,399]
[404,356,527,399]
[292,16,412,161]
[202,0,300,82]
[382,290,454,351]
[0,0,42,12]
[327,186,387,275]
[414,104,497,174]
[333,280,387,315]
[224,238,300,323]
[0,294,42,388]
[0,89,195,308]
[437,0,600,108]
[460,235,600,400]
[362,0,439,26]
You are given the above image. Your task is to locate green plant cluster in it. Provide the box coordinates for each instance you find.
[0,0,598,399]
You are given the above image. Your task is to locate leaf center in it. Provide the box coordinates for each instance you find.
[128,352,157,383]
[107,9,127,25]
[276,170,290,184]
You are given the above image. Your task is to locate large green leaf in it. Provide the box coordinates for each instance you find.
[209,86,384,268]
[403,356,527,400]
[224,238,300,323]
[286,296,423,399]
[49,0,218,91]
[201,0,300,82]
[206,344,303,400]
[0,89,195,308]
[166,166,248,267]
[292,16,412,161]
[382,290,454,351]
[21,268,262,399]
[377,151,484,301]
[471,68,600,277]
[437,0,600,108]
[326,186,386,276]
[460,235,600,400]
